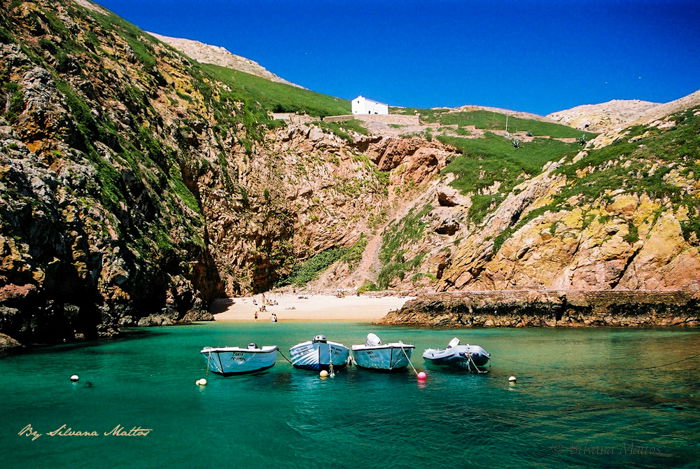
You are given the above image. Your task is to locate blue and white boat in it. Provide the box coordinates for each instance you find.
[289,335,350,371]
[352,333,415,371]
[422,338,490,372]
[200,344,278,376]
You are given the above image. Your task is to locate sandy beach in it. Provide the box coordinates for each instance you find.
[212,293,412,322]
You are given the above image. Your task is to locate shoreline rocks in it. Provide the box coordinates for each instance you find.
[379,289,700,328]
[0,332,22,354]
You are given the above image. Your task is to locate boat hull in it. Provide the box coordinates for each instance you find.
[352,344,415,371]
[290,341,349,371]
[423,345,490,371]
[201,347,278,375]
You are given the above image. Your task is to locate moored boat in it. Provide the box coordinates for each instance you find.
[289,335,350,371]
[422,338,490,372]
[352,333,415,371]
[201,343,278,376]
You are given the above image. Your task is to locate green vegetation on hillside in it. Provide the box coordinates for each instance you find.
[491,106,700,253]
[275,235,368,287]
[201,63,349,117]
[435,110,595,139]
[341,234,368,271]
[86,7,159,70]
[364,205,432,291]
[440,133,581,223]
[276,247,347,287]
[314,119,369,142]
[1,82,24,123]
[393,107,596,139]
[553,106,700,242]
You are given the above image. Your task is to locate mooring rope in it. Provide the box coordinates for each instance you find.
[625,353,700,371]
[466,352,489,374]
[400,344,419,376]
[205,350,211,379]
[277,348,294,365]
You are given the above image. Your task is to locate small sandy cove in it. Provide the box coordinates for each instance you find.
[212,293,412,322]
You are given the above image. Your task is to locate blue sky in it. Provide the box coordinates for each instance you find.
[96,0,700,115]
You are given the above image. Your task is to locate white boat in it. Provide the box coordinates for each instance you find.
[289,335,350,371]
[422,338,490,372]
[352,333,415,371]
[200,344,278,376]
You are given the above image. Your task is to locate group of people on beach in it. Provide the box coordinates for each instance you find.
[253,310,277,322]
[253,294,278,322]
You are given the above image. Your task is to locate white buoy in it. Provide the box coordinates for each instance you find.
[195,379,201,385]
[199,378,207,386]
[509,376,517,383]
[70,374,79,382]
[320,370,329,378]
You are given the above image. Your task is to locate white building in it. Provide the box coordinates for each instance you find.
[352,95,388,115]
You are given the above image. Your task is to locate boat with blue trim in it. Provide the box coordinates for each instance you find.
[200,344,278,376]
[289,335,350,371]
[352,333,415,371]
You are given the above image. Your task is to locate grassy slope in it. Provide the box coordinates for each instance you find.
[554,106,700,242]
[440,133,582,223]
[201,63,349,117]
[314,119,369,141]
[276,236,368,287]
[387,105,594,224]
[493,106,700,252]
[393,107,596,139]
[361,204,432,291]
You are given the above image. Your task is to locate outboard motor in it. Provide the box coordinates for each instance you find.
[365,333,382,346]
[448,338,460,348]
[312,335,327,343]
[247,343,259,349]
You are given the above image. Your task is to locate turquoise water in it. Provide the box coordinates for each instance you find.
[1,322,698,468]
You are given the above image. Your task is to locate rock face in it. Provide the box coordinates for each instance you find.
[0,0,698,350]
[0,0,463,347]
[0,0,232,345]
[310,101,699,298]
[438,104,700,294]
[380,290,700,327]
[0,332,22,353]
[547,99,660,132]
[149,32,303,88]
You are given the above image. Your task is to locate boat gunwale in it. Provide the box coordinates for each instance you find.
[351,343,416,351]
[210,363,276,376]
[290,340,349,350]
[423,346,490,358]
[200,346,279,354]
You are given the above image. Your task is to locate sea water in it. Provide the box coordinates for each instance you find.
[1,322,698,468]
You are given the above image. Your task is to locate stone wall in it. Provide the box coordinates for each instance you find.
[379,290,700,327]
[271,113,315,124]
[324,114,420,126]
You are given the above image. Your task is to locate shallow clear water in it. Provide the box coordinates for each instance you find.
[1,322,698,468]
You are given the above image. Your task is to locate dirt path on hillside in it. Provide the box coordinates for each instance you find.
[311,183,438,291]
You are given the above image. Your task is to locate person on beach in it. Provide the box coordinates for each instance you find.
[271,313,278,323]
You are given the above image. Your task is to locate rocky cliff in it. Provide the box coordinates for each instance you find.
[0,0,458,347]
[310,102,699,298]
[547,99,660,132]
[0,0,698,349]
[0,0,244,345]
[437,106,700,293]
